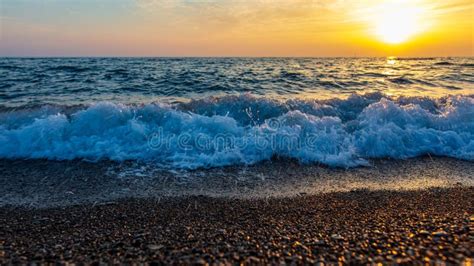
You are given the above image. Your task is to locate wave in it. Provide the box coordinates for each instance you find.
[0,93,473,169]
[46,65,95,72]
[433,62,474,67]
[389,77,415,85]
[433,61,454,66]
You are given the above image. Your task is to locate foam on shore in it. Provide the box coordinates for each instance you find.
[0,94,472,169]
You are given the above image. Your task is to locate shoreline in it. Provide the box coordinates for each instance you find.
[1,187,472,264]
[1,156,473,208]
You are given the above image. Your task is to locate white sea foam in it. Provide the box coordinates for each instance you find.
[0,94,472,169]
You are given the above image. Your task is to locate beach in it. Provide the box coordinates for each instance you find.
[1,157,473,207]
[2,0,474,262]
[1,157,473,264]
[1,187,472,264]
[1,57,473,264]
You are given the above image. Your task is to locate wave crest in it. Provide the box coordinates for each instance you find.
[0,94,473,169]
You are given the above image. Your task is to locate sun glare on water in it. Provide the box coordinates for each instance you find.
[371,1,426,44]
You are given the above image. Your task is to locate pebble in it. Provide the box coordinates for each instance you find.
[0,187,471,264]
[432,231,448,237]
[331,234,344,241]
[147,245,164,251]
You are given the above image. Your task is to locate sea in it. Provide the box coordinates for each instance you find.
[0,57,473,169]
[1,57,474,206]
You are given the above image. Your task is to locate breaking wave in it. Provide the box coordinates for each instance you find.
[0,93,473,169]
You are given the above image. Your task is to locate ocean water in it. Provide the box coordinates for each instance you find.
[0,57,473,169]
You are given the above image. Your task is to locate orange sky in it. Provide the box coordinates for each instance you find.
[0,0,473,56]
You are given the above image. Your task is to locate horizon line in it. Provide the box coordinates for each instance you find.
[1,55,473,59]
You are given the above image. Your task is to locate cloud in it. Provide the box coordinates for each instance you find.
[134,0,352,31]
[135,0,349,11]
[429,1,473,15]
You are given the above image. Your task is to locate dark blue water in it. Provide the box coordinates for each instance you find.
[1,57,473,108]
[0,57,473,169]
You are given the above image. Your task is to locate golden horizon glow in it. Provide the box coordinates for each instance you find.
[0,0,472,56]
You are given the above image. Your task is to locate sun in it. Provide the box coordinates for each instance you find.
[371,1,425,44]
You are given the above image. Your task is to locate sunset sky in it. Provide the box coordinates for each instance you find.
[0,0,473,57]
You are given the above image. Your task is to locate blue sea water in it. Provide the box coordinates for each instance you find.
[0,57,473,169]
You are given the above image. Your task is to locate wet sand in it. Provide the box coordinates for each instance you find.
[1,157,473,207]
[1,187,472,264]
[0,157,473,263]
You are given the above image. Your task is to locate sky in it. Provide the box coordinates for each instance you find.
[0,0,473,57]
